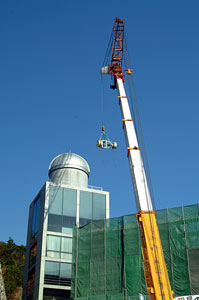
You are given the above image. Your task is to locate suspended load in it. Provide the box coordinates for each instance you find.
[96,126,117,149]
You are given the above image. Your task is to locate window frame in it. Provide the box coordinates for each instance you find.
[31,195,41,238]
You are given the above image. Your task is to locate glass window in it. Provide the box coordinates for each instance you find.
[49,187,63,215]
[47,235,61,251]
[31,196,40,237]
[63,189,77,217]
[60,263,72,279]
[62,215,76,232]
[61,237,72,259]
[46,235,72,259]
[80,191,92,219]
[44,261,71,286]
[45,261,59,276]
[93,193,106,220]
[61,252,72,260]
[48,186,77,233]
[47,251,60,259]
[48,214,62,232]
[32,207,36,237]
[35,198,40,232]
[61,237,72,253]
[61,227,73,234]
[45,261,71,279]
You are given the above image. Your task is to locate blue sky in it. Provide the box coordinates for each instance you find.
[0,1,199,245]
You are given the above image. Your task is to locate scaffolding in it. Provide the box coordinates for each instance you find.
[71,204,199,300]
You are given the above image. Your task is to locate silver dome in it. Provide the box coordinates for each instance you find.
[48,153,90,187]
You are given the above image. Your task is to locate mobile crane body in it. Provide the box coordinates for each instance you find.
[101,18,174,300]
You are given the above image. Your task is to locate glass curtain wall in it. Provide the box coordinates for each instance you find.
[48,187,77,234]
[46,186,77,286]
[79,191,106,226]
[46,185,107,287]
[44,261,72,286]
[46,235,72,260]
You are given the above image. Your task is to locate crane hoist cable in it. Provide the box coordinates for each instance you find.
[124,33,169,300]
[100,24,113,130]
[101,74,105,126]
[103,26,114,67]
[98,75,118,150]
[97,35,118,151]
[124,34,165,300]
[123,51,158,271]
[123,56,164,293]
[123,35,156,211]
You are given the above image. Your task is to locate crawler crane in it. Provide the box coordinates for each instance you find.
[100,18,174,300]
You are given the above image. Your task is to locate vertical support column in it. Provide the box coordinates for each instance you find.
[106,192,110,219]
[38,183,49,300]
[75,226,78,298]
[76,189,80,227]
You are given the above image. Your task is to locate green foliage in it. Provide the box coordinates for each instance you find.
[0,237,26,300]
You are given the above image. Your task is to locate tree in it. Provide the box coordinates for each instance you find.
[0,238,26,300]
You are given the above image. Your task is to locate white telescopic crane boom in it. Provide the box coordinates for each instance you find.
[116,78,153,211]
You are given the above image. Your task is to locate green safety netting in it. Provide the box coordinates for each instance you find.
[71,204,199,300]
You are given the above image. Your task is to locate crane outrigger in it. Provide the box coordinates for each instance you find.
[99,18,174,300]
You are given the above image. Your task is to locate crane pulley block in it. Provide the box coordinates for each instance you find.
[125,68,133,75]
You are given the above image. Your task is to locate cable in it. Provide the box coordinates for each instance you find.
[124,36,166,299]
[124,33,156,211]
[102,26,114,67]
[101,74,105,126]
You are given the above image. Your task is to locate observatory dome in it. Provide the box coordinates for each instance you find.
[48,153,90,187]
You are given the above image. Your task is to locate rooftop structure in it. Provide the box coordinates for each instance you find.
[49,153,90,187]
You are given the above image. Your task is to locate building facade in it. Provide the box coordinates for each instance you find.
[22,153,109,300]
